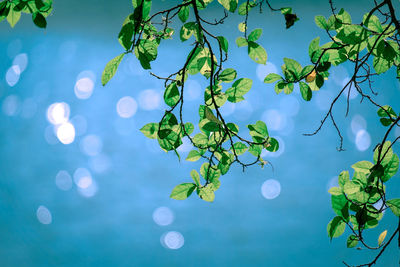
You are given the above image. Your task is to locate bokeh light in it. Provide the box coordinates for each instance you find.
[351,114,367,135]
[56,122,76,145]
[36,206,52,225]
[161,231,184,250]
[74,77,94,99]
[355,129,371,151]
[261,179,281,200]
[80,134,103,156]
[13,53,28,72]
[138,89,161,110]
[2,95,21,116]
[153,207,174,226]
[55,170,73,191]
[5,65,21,87]
[47,102,70,125]
[262,109,287,131]
[116,96,138,118]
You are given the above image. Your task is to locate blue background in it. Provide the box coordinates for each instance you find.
[0,0,399,266]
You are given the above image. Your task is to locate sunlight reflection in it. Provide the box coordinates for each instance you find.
[138,89,161,110]
[153,207,174,226]
[56,122,76,145]
[117,96,138,118]
[262,109,287,131]
[74,77,94,99]
[88,154,112,174]
[6,65,21,87]
[161,231,184,250]
[74,168,98,197]
[80,134,103,156]
[2,95,20,116]
[55,170,73,191]
[355,129,371,151]
[36,205,52,225]
[47,102,70,125]
[13,53,28,72]
[261,179,281,199]
[351,114,367,135]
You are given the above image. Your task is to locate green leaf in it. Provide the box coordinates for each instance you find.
[217,36,229,53]
[363,14,383,33]
[134,39,158,69]
[190,170,201,187]
[164,82,180,107]
[382,154,399,182]
[338,171,350,188]
[284,13,299,29]
[264,73,281,83]
[265,137,279,152]
[170,183,196,200]
[309,37,321,62]
[377,105,397,119]
[184,122,194,135]
[299,82,312,101]
[248,121,269,138]
[226,78,253,103]
[178,5,189,23]
[198,185,215,202]
[283,83,294,94]
[248,28,262,42]
[217,0,238,12]
[347,235,358,248]
[118,22,134,50]
[140,123,159,139]
[352,161,373,175]
[327,216,346,239]
[274,81,286,94]
[7,8,21,28]
[332,194,349,220]
[32,12,46,28]
[283,58,302,80]
[232,142,247,155]
[180,22,196,42]
[248,41,267,64]
[236,36,248,47]
[328,187,342,196]
[373,55,391,74]
[238,22,246,32]
[141,0,152,19]
[219,68,237,83]
[373,141,393,166]
[200,163,221,183]
[315,15,328,29]
[343,181,360,195]
[193,133,208,146]
[186,150,201,162]
[238,1,256,15]
[387,199,400,216]
[101,53,125,86]
[248,144,262,156]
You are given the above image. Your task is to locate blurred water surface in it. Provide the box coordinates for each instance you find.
[0,0,399,266]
